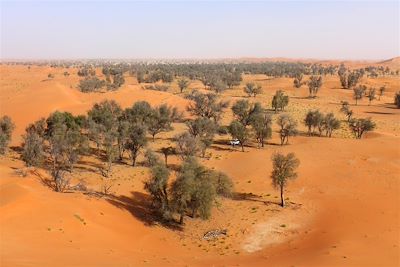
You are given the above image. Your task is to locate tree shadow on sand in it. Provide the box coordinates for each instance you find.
[105,191,183,231]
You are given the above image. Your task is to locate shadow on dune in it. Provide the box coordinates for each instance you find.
[232,192,282,207]
[106,191,183,231]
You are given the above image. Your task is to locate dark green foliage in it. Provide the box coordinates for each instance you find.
[125,124,148,166]
[170,157,233,224]
[144,149,162,167]
[244,82,262,97]
[147,104,180,141]
[304,110,324,136]
[323,113,341,137]
[228,120,250,152]
[186,90,229,122]
[125,101,153,125]
[349,118,375,139]
[145,163,171,220]
[78,77,105,92]
[21,119,46,166]
[251,113,272,147]
[338,65,361,89]
[210,80,227,94]
[270,152,300,207]
[307,76,323,98]
[277,114,298,145]
[231,100,263,126]
[0,115,15,154]
[271,90,289,113]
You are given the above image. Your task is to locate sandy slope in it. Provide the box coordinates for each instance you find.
[0,65,399,266]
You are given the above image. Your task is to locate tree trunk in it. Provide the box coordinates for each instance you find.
[241,144,244,152]
[164,154,168,166]
[179,214,184,224]
[280,185,284,207]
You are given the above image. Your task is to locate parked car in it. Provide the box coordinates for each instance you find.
[229,139,240,146]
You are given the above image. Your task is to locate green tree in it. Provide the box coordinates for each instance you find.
[228,120,250,152]
[125,124,148,166]
[244,82,262,97]
[21,119,46,167]
[250,113,272,148]
[277,114,298,145]
[270,152,300,207]
[186,90,229,122]
[0,115,15,155]
[177,78,190,93]
[353,85,366,105]
[271,90,289,113]
[231,99,263,126]
[307,76,323,98]
[349,118,375,139]
[323,113,340,137]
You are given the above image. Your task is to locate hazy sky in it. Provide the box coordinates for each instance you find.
[1,1,399,60]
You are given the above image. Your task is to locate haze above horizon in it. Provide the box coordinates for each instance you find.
[1,1,399,60]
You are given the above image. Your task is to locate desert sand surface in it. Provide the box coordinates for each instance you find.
[0,63,399,267]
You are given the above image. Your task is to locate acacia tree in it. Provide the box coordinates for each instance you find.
[186,117,217,157]
[0,115,15,155]
[147,104,180,141]
[304,110,324,136]
[349,118,375,139]
[170,157,233,224]
[353,85,366,105]
[231,99,263,126]
[277,114,298,145]
[378,86,385,100]
[366,88,376,105]
[323,113,340,137]
[250,113,272,148]
[125,124,148,166]
[144,162,171,220]
[293,74,303,88]
[270,152,300,207]
[177,78,190,93]
[244,82,262,97]
[21,119,46,167]
[340,101,353,122]
[271,90,289,113]
[175,132,202,159]
[160,146,175,166]
[228,120,250,152]
[307,76,323,98]
[186,90,229,122]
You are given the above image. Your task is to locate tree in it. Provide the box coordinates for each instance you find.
[395,91,400,108]
[231,100,263,126]
[186,117,217,157]
[160,146,175,166]
[243,82,262,97]
[144,162,171,219]
[304,110,324,136]
[366,88,376,105]
[46,112,86,191]
[210,80,227,94]
[353,85,366,105]
[293,74,303,88]
[125,124,148,166]
[378,86,385,100]
[88,100,122,174]
[186,90,229,122]
[307,76,322,98]
[0,115,15,155]
[277,114,298,145]
[323,113,340,137]
[271,90,289,113]
[126,101,154,125]
[228,120,250,152]
[147,104,180,141]
[170,157,232,224]
[21,119,46,166]
[177,78,190,93]
[250,113,272,147]
[340,101,353,122]
[78,77,105,92]
[270,152,300,207]
[175,132,202,159]
[349,118,375,139]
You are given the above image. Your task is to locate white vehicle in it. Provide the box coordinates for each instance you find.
[229,139,240,146]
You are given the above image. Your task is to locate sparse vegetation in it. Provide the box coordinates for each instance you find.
[0,115,15,154]
[271,90,289,113]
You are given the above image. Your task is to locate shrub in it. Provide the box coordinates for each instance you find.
[271,90,289,113]
[0,116,15,154]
